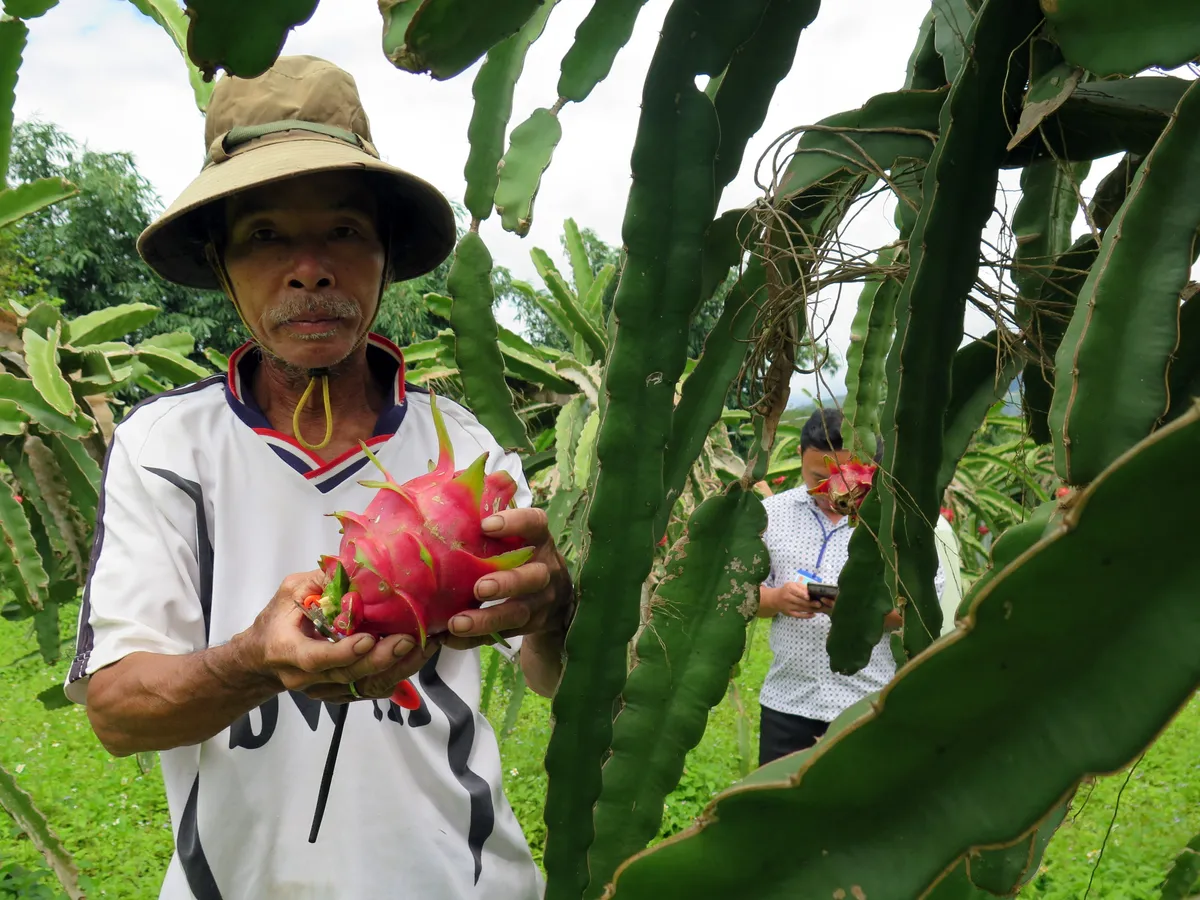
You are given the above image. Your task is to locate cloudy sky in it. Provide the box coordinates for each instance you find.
[9,0,1147,403]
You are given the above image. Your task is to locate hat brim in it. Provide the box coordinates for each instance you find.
[137,135,457,290]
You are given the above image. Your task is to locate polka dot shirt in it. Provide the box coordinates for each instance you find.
[758,488,945,722]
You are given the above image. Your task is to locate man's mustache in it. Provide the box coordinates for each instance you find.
[261,293,360,330]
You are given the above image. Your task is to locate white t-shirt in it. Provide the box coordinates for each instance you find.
[64,335,544,900]
[758,488,945,722]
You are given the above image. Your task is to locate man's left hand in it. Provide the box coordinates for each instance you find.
[443,507,572,650]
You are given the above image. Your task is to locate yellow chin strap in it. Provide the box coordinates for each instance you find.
[292,369,333,450]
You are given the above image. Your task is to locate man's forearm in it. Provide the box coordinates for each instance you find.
[756,585,778,618]
[521,629,565,698]
[86,636,279,757]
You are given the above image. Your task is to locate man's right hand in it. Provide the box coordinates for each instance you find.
[236,571,433,702]
[757,582,824,619]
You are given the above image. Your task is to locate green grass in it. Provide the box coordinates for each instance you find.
[1,607,1197,898]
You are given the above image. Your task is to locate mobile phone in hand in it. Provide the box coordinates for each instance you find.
[807,582,839,610]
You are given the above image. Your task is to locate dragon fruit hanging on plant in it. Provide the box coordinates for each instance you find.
[300,392,533,708]
[808,457,878,522]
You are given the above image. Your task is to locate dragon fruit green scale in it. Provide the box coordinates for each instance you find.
[311,392,534,648]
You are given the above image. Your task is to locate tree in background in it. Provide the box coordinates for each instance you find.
[3,122,532,357]
[6,120,242,353]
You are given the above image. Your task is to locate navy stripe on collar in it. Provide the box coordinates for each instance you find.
[223,333,409,493]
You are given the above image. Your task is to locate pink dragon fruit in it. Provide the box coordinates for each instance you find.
[301,393,533,706]
[808,458,877,520]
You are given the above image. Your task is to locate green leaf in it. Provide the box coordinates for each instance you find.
[22,327,77,416]
[381,0,544,80]
[127,0,214,110]
[447,231,532,453]
[936,331,1022,495]
[183,0,319,79]
[135,345,209,384]
[3,0,57,18]
[583,262,615,321]
[588,486,767,897]
[607,399,1200,900]
[1007,62,1084,152]
[1159,832,1200,900]
[776,88,943,203]
[0,18,26,184]
[0,373,91,438]
[841,246,904,459]
[202,345,229,371]
[1051,79,1200,485]
[710,0,820,195]
[0,478,47,610]
[501,342,579,395]
[0,762,82,898]
[932,0,976,82]
[0,177,75,229]
[554,396,587,491]
[562,218,593,298]
[65,301,160,346]
[137,329,195,357]
[22,300,61,340]
[1044,0,1200,76]
[541,2,781,894]
[0,398,27,435]
[499,663,526,744]
[23,433,86,578]
[557,0,652,103]
[463,0,558,221]
[573,407,599,491]
[42,430,100,531]
[877,0,1040,662]
[966,798,1069,894]
[495,108,562,237]
[532,247,607,361]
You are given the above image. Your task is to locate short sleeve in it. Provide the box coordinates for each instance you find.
[760,495,781,589]
[64,430,208,704]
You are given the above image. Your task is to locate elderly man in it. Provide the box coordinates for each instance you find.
[64,57,570,899]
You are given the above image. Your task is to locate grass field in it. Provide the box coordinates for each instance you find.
[1,606,1197,898]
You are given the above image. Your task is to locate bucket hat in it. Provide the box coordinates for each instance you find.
[137,55,456,290]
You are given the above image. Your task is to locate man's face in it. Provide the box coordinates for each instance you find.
[222,171,386,372]
[801,446,856,513]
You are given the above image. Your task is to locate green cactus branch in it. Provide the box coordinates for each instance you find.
[1043,0,1200,77]
[607,400,1200,899]
[840,245,904,460]
[557,0,652,102]
[586,486,768,898]
[709,0,820,196]
[1050,78,1200,486]
[540,1,783,895]
[380,0,544,80]
[936,331,1023,497]
[878,0,1039,661]
[1158,832,1200,900]
[182,0,318,79]
[463,0,559,221]
[446,231,532,452]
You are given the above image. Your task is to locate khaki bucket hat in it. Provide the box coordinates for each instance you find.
[137,55,456,290]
